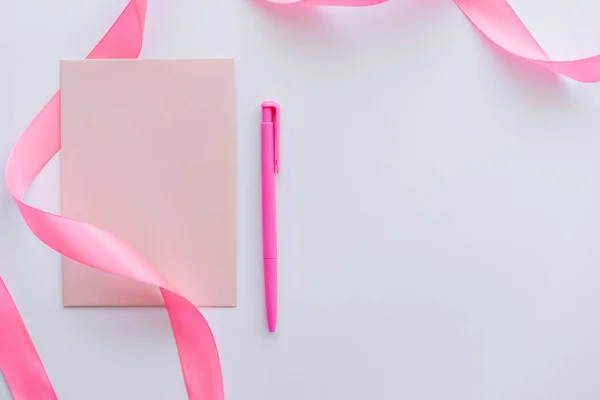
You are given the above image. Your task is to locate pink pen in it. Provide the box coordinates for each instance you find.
[261,101,280,333]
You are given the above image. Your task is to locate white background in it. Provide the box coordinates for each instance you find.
[2,0,600,399]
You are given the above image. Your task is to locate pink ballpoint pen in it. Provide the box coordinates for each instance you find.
[261,101,280,333]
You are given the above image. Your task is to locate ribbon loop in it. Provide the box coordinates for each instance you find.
[2,1,224,399]
[267,0,600,82]
[4,1,600,399]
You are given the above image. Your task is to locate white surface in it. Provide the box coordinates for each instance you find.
[3,0,600,399]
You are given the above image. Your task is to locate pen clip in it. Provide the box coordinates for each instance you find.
[262,102,280,174]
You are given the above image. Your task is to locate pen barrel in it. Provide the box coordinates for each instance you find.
[261,122,277,259]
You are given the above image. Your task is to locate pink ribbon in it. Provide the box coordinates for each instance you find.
[1,1,223,399]
[2,0,600,399]
[268,0,600,83]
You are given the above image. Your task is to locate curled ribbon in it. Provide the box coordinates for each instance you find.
[267,0,600,83]
[2,0,600,399]
[1,1,223,399]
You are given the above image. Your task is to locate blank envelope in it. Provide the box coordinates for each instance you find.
[60,58,236,307]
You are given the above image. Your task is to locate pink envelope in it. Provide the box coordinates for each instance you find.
[60,59,236,307]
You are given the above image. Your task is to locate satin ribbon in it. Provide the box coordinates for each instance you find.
[2,0,600,399]
[1,1,223,399]
[267,0,600,83]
